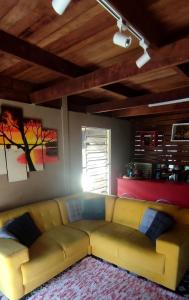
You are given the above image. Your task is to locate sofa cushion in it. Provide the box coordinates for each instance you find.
[67,220,108,236]
[43,225,89,257]
[118,229,165,275]
[91,222,134,257]
[21,235,66,285]
[139,208,174,241]
[5,213,41,247]
[91,222,165,275]
[0,200,62,233]
[112,198,147,229]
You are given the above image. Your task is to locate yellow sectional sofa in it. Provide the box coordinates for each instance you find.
[1,193,189,300]
[0,198,90,300]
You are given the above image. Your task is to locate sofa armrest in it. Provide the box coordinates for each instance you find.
[0,238,29,300]
[156,224,189,289]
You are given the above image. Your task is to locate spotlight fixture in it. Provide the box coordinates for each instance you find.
[52,0,71,15]
[136,51,151,68]
[136,39,151,68]
[113,19,132,48]
[113,32,132,48]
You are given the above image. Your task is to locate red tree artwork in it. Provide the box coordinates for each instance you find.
[0,106,58,182]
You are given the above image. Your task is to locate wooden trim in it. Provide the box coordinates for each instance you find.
[30,37,189,103]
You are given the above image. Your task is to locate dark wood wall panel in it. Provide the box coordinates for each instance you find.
[133,113,189,165]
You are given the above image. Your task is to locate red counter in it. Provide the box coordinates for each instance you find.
[117,178,189,208]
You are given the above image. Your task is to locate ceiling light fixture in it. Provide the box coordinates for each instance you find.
[136,39,150,68]
[148,98,189,107]
[113,19,132,48]
[97,0,151,67]
[52,0,71,15]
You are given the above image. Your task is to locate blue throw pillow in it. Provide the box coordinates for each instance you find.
[139,208,174,242]
[4,213,41,247]
[82,197,105,220]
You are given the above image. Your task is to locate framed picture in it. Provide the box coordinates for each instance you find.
[171,123,189,141]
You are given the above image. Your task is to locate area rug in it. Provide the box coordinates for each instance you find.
[0,256,187,299]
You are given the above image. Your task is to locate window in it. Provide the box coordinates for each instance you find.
[81,127,111,194]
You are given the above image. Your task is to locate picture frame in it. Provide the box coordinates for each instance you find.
[171,123,189,142]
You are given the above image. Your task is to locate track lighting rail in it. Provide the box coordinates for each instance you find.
[51,0,151,67]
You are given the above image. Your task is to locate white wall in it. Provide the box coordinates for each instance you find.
[0,100,131,211]
[68,112,131,195]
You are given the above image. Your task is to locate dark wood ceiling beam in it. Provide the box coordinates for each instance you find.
[178,62,189,78]
[68,103,87,113]
[0,88,29,102]
[30,36,189,103]
[0,31,137,101]
[0,74,32,93]
[0,30,85,78]
[0,74,33,102]
[133,112,189,127]
[103,83,148,98]
[86,86,189,113]
[112,102,189,118]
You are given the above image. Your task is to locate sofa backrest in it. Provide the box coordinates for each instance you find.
[174,208,189,225]
[113,198,147,229]
[55,192,116,224]
[0,200,62,233]
[112,197,180,229]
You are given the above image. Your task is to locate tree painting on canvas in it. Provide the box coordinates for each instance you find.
[0,106,58,182]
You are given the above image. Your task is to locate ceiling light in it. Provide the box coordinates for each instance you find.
[136,51,151,68]
[113,19,132,48]
[113,32,132,48]
[148,98,189,107]
[136,39,151,68]
[52,0,71,15]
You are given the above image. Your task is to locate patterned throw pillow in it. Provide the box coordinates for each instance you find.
[66,199,83,222]
[139,208,174,242]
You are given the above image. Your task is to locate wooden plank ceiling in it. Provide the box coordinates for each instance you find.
[0,0,189,118]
